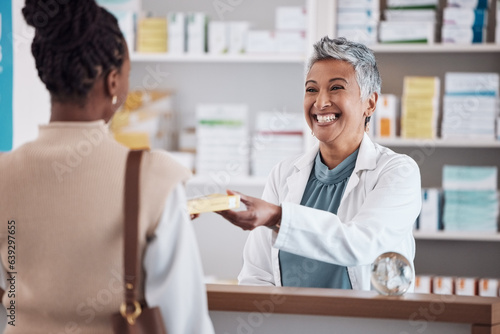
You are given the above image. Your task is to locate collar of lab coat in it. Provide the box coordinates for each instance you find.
[286,133,378,204]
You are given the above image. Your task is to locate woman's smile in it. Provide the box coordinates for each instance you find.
[314,113,341,125]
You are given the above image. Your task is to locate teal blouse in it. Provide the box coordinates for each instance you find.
[279,149,359,288]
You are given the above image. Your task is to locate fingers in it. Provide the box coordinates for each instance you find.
[226,189,237,195]
[190,213,200,220]
[226,189,253,207]
[215,209,259,231]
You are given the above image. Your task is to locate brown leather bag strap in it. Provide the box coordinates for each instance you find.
[124,150,144,305]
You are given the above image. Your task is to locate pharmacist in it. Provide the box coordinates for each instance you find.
[216,37,421,291]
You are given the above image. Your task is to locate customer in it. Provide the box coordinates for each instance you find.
[217,37,421,291]
[0,1,214,333]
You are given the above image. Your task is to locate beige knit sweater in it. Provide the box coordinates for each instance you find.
[0,121,190,333]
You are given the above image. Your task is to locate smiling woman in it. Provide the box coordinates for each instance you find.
[215,36,422,292]
[304,58,377,169]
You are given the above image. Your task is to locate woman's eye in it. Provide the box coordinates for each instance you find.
[306,87,317,93]
[331,86,343,91]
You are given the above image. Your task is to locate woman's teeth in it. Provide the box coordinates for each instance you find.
[316,114,338,123]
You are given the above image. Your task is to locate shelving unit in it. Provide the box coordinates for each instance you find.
[131,0,500,280]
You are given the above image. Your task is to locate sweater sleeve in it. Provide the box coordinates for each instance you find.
[143,183,214,334]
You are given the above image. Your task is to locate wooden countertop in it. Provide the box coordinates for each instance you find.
[207,284,500,329]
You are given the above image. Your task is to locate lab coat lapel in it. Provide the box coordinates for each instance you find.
[285,142,318,204]
[342,133,378,201]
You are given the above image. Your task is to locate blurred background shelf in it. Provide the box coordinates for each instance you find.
[130,52,305,63]
[370,43,500,53]
[375,138,500,148]
[187,175,268,188]
[413,231,500,242]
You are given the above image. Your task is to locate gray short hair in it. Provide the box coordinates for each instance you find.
[306,36,381,102]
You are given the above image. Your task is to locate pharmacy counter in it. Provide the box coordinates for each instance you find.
[206,284,500,334]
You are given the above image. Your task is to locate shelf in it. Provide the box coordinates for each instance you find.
[186,175,268,188]
[375,138,500,148]
[130,52,305,63]
[414,231,500,241]
[370,43,500,53]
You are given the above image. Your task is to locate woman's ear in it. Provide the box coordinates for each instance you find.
[364,92,378,118]
[105,68,120,99]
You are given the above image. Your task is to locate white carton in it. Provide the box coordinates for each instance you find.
[187,12,207,54]
[275,7,307,31]
[432,276,454,294]
[479,278,500,297]
[337,24,378,44]
[442,25,486,43]
[229,22,249,54]
[246,30,275,53]
[447,0,489,8]
[195,104,250,176]
[384,9,436,22]
[455,277,478,296]
[208,21,228,54]
[275,31,306,53]
[443,8,488,26]
[387,0,439,8]
[337,0,380,11]
[337,8,380,25]
[375,94,398,138]
[445,72,499,96]
[379,21,435,43]
[419,188,440,232]
[167,12,185,54]
[414,275,433,294]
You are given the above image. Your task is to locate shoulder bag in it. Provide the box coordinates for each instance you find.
[111,150,167,334]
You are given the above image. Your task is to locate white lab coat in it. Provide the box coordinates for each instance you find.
[238,133,421,291]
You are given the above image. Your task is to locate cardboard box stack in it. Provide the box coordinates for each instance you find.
[251,112,304,177]
[137,18,167,53]
[442,165,499,232]
[414,275,500,296]
[166,12,186,54]
[441,72,499,140]
[401,76,440,139]
[417,188,442,232]
[195,104,249,176]
[247,7,306,54]
[186,13,208,54]
[379,0,438,44]
[274,7,307,54]
[442,0,489,44]
[373,94,399,138]
[336,0,379,45]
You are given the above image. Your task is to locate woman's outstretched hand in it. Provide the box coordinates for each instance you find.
[215,190,282,231]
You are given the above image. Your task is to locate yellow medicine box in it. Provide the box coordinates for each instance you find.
[187,194,240,214]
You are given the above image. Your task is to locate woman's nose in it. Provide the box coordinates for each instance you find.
[314,90,332,110]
